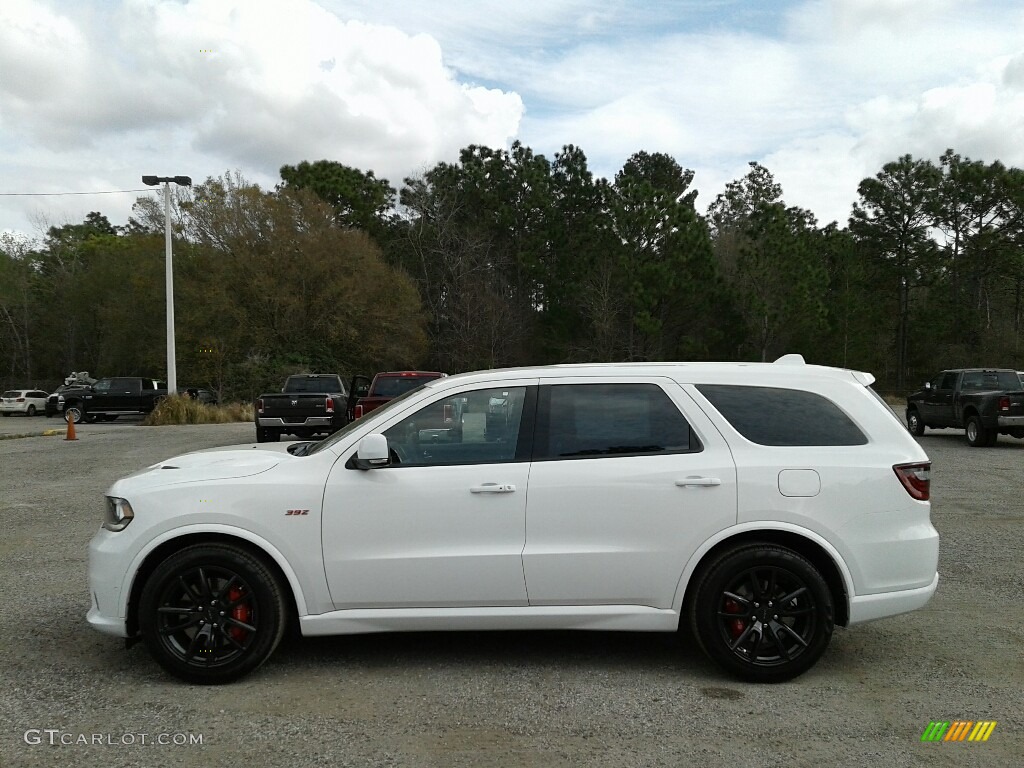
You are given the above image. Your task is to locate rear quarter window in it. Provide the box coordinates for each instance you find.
[696,384,868,446]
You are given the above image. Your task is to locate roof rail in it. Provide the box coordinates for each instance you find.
[773,354,806,365]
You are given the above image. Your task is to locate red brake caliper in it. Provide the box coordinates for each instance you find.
[723,598,745,639]
[228,586,250,643]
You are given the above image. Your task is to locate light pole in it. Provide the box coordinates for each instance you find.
[142,175,191,396]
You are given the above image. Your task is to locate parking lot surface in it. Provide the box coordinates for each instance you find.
[1,423,1021,767]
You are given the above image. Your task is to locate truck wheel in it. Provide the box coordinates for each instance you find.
[965,415,994,447]
[256,427,278,443]
[906,409,925,436]
[63,405,84,424]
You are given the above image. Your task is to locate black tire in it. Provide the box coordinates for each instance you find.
[256,426,278,443]
[1,412,8,417]
[689,544,834,683]
[63,404,84,424]
[138,544,287,684]
[27,404,36,416]
[906,408,925,436]
[965,414,994,447]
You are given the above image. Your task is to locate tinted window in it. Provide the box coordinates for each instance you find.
[697,385,868,446]
[286,377,345,394]
[383,386,528,466]
[938,372,957,390]
[2,391,18,398]
[92,380,112,392]
[373,376,436,398]
[961,371,1018,390]
[111,378,142,393]
[537,383,697,459]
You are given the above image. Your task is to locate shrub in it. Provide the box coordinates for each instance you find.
[142,395,253,426]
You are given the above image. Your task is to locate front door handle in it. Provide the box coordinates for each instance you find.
[675,477,722,487]
[470,483,516,494]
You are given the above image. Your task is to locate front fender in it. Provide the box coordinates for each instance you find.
[121,524,313,619]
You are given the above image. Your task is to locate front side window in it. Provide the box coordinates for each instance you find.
[536,383,698,460]
[938,372,958,390]
[382,386,528,466]
[92,380,112,392]
[696,385,867,446]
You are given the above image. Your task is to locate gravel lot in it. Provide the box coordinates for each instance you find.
[1,422,1021,767]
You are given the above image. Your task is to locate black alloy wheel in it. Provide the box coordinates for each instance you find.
[690,544,834,683]
[139,544,287,684]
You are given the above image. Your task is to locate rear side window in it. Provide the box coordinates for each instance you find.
[537,383,699,459]
[696,385,868,446]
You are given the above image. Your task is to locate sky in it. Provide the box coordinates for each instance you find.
[2,0,1024,241]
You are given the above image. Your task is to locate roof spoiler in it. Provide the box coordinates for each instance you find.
[773,354,805,365]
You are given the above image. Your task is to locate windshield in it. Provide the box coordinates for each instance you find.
[307,385,426,456]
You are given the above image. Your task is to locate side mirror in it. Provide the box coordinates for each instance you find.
[353,434,390,470]
[923,382,932,390]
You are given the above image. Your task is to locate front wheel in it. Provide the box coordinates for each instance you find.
[965,415,995,447]
[27,404,36,416]
[63,405,84,424]
[906,409,925,436]
[689,544,834,683]
[138,544,287,684]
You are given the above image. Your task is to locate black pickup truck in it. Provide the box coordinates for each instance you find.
[906,368,1024,446]
[58,377,167,423]
[254,374,368,443]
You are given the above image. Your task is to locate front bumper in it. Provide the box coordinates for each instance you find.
[87,528,131,638]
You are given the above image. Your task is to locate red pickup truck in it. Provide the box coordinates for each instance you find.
[352,371,446,419]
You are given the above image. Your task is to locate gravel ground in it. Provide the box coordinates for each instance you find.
[1,423,1021,767]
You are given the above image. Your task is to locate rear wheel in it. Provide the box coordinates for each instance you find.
[139,544,287,684]
[906,409,925,436]
[256,427,278,443]
[965,415,994,447]
[690,544,834,683]
[27,404,36,416]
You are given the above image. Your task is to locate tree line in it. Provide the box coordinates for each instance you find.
[2,145,1023,400]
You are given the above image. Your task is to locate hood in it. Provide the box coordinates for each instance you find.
[111,444,292,493]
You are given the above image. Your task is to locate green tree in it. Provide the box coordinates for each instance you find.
[850,155,941,388]
[279,160,396,241]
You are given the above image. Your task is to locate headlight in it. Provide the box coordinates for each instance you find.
[103,497,135,532]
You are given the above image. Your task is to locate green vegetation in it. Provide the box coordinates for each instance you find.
[141,395,253,426]
[2,144,1023,397]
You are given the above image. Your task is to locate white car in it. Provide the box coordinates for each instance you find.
[1,389,49,417]
[87,356,938,684]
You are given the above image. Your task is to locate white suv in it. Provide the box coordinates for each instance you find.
[87,356,938,684]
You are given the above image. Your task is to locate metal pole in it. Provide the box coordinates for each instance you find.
[164,182,177,395]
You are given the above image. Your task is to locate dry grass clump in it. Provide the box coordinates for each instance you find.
[142,395,253,426]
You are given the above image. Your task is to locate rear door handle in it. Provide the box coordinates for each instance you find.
[470,483,516,494]
[675,477,722,487]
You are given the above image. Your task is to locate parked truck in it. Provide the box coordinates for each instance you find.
[58,377,167,423]
[351,371,446,420]
[255,374,367,443]
[905,368,1024,446]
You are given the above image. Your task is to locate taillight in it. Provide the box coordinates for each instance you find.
[256,398,264,415]
[325,396,334,414]
[998,396,1010,412]
[354,404,364,419]
[894,462,930,501]
[16,397,25,402]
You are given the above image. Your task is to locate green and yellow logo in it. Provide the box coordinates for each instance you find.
[921,721,997,742]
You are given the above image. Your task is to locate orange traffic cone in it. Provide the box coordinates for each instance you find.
[65,413,78,441]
